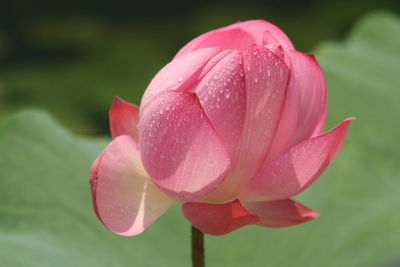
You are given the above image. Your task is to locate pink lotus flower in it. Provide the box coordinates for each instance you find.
[90,20,353,236]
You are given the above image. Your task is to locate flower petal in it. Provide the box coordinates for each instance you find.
[182,200,259,235]
[264,67,300,163]
[243,199,319,227]
[209,45,290,201]
[240,118,353,202]
[194,50,246,156]
[176,29,255,57]
[89,152,104,220]
[140,47,223,107]
[175,20,294,58]
[93,135,175,236]
[288,51,328,146]
[109,97,139,141]
[138,90,230,202]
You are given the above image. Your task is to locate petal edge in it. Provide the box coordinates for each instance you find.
[243,199,320,228]
[109,96,140,141]
[95,135,175,236]
[240,118,354,202]
[139,90,231,201]
[182,200,259,235]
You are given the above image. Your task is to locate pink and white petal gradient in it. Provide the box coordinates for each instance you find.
[91,135,175,236]
[138,90,231,202]
[109,97,140,141]
[90,19,353,236]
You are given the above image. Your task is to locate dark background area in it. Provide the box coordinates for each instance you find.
[0,0,399,135]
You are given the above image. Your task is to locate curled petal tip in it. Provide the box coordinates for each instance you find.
[312,211,321,219]
[241,118,353,202]
[112,96,123,104]
[109,96,139,140]
[244,199,319,228]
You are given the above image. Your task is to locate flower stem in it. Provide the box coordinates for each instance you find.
[191,225,205,267]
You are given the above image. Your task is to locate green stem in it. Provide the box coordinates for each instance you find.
[191,226,205,267]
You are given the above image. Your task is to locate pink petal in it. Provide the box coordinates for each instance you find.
[194,50,246,156]
[89,152,104,220]
[240,118,354,202]
[109,96,139,141]
[182,200,259,235]
[175,20,294,58]
[264,64,300,163]
[176,29,255,57]
[94,135,175,236]
[209,45,290,201]
[288,51,328,146]
[140,47,223,107]
[138,90,230,202]
[243,199,320,227]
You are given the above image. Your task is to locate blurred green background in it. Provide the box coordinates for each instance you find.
[0,0,399,135]
[1,1,400,267]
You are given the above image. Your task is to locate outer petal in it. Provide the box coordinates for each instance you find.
[140,47,224,107]
[109,97,139,141]
[93,135,175,236]
[175,20,294,58]
[240,118,354,202]
[209,45,290,201]
[182,200,259,235]
[288,51,328,146]
[243,199,320,227]
[194,50,246,156]
[138,90,230,202]
[89,152,104,220]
